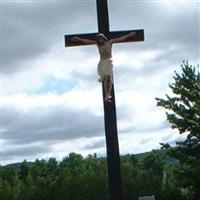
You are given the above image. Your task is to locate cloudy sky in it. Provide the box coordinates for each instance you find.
[1,0,199,165]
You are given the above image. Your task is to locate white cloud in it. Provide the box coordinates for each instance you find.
[1,0,199,165]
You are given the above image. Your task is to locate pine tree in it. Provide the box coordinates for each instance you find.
[156,61,200,200]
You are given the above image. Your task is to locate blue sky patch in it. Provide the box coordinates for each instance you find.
[29,76,77,95]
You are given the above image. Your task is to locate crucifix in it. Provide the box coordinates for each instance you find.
[64,0,144,199]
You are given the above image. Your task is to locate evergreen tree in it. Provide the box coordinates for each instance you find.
[0,151,191,200]
[156,61,200,200]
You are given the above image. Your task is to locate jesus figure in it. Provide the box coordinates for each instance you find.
[71,32,136,102]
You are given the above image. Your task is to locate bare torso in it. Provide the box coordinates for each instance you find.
[97,41,112,60]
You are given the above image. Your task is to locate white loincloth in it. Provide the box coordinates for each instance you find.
[97,58,113,82]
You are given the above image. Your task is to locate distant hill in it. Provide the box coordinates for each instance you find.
[6,162,22,169]
[4,149,178,169]
[5,161,34,170]
[135,149,178,165]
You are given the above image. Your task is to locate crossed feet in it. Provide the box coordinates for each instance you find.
[104,95,112,103]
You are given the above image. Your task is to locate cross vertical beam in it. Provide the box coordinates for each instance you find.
[96,0,109,34]
[96,0,123,200]
[103,85,123,200]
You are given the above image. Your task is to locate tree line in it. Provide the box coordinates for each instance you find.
[0,151,182,200]
[0,61,199,200]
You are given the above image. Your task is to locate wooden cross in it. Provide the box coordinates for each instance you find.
[64,0,144,199]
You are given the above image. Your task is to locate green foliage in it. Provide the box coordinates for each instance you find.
[0,151,185,200]
[156,61,200,200]
[156,61,200,139]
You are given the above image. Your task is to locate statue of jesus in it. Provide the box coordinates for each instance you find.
[71,32,136,102]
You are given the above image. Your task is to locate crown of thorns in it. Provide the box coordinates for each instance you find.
[96,33,108,40]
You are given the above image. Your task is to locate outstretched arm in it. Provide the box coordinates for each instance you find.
[71,37,96,45]
[110,32,136,44]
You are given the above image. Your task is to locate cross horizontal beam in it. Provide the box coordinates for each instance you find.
[64,29,144,47]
